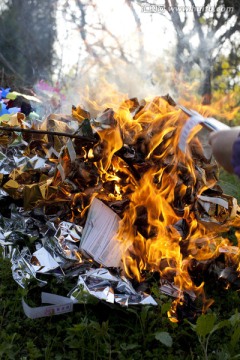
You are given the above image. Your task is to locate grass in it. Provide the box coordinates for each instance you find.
[218,169,240,202]
[0,171,239,359]
[0,254,240,360]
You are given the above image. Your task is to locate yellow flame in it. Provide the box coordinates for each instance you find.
[73,85,240,316]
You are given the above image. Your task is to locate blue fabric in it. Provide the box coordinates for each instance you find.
[232,136,240,177]
[0,102,8,115]
[0,88,10,99]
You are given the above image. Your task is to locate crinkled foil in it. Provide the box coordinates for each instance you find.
[69,268,157,306]
[0,95,239,319]
[11,247,47,288]
[0,202,156,315]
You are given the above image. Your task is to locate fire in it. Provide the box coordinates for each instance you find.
[72,90,239,319]
[111,98,208,308]
[3,83,239,320]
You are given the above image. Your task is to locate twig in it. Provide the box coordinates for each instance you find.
[0,52,26,82]
[0,126,97,142]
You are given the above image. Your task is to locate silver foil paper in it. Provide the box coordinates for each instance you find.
[0,205,157,316]
[69,268,157,306]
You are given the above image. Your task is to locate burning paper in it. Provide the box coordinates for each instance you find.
[178,107,230,153]
[0,89,239,321]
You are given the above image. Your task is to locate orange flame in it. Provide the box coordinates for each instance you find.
[74,87,240,319]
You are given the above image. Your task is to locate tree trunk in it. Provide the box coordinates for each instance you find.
[201,63,212,105]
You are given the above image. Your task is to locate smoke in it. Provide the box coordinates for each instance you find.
[49,0,178,115]
[57,56,176,117]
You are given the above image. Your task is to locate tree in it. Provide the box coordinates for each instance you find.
[164,0,240,103]
[137,0,240,103]
[0,0,57,86]
[59,0,144,79]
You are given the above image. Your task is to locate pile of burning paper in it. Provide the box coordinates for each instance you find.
[0,87,239,320]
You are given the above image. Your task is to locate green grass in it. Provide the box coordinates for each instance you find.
[218,169,240,202]
[0,256,240,360]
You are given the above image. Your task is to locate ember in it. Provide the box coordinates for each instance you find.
[0,88,239,320]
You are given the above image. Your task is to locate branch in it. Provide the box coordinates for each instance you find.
[0,52,25,81]
[217,21,240,47]
[165,0,185,30]
[101,24,131,63]
[0,126,97,142]
[75,0,103,62]
[188,0,204,41]
[201,0,211,17]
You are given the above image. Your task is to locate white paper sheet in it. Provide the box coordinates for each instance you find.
[179,114,230,153]
[22,292,74,319]
[80,198,122,267]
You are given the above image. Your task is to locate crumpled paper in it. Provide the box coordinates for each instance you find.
[0,89,239,320]
[69,268,157,306]
[0,205,157,317]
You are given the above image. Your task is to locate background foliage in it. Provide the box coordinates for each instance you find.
[0,0,239,103]
[0,0,57,86]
